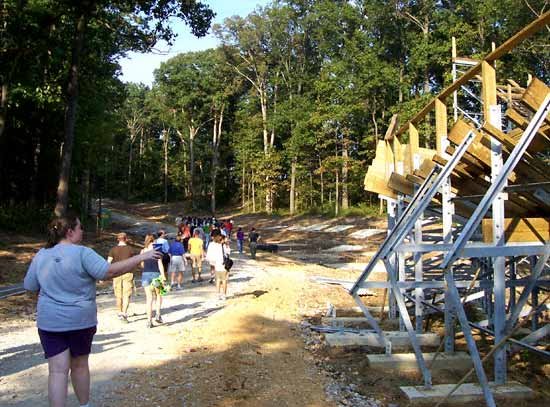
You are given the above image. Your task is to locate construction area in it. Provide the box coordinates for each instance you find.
[312,11,550,407]
[1,10,550,407]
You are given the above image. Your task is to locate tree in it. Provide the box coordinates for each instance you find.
[53,0,215,216]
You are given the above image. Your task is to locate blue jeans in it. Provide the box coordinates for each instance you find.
[237,239,244,253]
[141,272,160,287]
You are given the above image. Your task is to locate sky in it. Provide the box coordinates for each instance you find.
[119,0,270,86]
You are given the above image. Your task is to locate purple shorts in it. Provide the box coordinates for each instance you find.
[38,326,97,359]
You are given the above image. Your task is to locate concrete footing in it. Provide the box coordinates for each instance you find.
[321,309,389,327]
[367,352,472,373]
[400,381,534,404]
[324,330,439,350]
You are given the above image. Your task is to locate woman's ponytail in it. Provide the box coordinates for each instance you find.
[45,213,79,248]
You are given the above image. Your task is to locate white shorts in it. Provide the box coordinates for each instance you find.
[169,256,185,273]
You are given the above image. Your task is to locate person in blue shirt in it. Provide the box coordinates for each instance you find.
[24,213,160,407]
[169,233,186,289]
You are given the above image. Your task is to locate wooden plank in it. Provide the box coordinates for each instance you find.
[435,98,447,155]
[521,77,550,120]
[393,136,404,174]
[364,169,397,199]
[384,114,399,141]
[482,122,550,182]
[482,218,550,243]
[385,140,394,180]
[482,61,497,118]
[409,122,419,171]
[388,172,415,196]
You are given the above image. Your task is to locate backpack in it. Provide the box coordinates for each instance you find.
[222,245,233,271]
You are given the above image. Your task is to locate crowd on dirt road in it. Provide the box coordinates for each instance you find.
[22,212,261,407]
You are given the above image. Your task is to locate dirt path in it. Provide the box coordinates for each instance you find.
[99,260,343,407]
[0,253,264,406]
[0,207,350,407]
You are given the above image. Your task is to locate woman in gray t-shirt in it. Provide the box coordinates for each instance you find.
[24,214,161,407]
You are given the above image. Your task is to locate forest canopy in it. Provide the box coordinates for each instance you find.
[1,0,548,226]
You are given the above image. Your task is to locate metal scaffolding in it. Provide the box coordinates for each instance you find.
[356,11,550,406]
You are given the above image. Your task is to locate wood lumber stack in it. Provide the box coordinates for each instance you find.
[363,76,550,243]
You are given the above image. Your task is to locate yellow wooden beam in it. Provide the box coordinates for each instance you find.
[482,218,550,243]
[435,98,447,155]
[481,61,497,119]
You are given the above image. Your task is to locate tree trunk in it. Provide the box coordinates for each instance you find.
[0,83,7,141]
[163,130,168,203]
[371,111,379,140]
[80,168,90,219]
[127,134,134,199]
[309,171,313,208]
[335,170,339,216]
[210,106,223,215]
[30,137,41,204]
[422,25,430,95]
[211,118,218,215]
[341,137,349,210]
[54,7,90,217]
[289,157,297,214]
[399,64,404,103]
[319,157,324,205]
[241,160,246,209]
[252,178,256,213]
[260,89,269,155]
[189,126,197,208]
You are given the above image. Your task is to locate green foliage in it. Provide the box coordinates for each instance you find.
[1,0,548,217]
[0,204,53,232]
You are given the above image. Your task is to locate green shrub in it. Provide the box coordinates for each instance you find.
[0,203,53,233]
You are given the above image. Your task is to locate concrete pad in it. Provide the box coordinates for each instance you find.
[324,331,439,349]
[349,229,385,239]
[322,317,375,328]
[367,352,472,373]
[325,244,365,252]
[401,381,534,405]
[323,262,386,274]
[325,225,354,233]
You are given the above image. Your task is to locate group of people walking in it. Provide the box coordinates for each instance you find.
[23,213,261,407]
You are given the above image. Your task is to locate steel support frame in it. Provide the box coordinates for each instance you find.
[438,93,550,406]
[350,131,476,296]
[349,132,476,389]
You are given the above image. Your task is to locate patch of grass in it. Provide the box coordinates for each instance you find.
[338,203,381,218]
[296,203,382,219]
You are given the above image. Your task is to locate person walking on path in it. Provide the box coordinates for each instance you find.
[248,227,260,259]
[236,227,245,254]
[107,232,135,323]
[207,228,221,283]
[203,222,211,249]
[23,214,161,407]
[188,230,204,282]
[224,219,233,241]
[154,229,170,278]
[169,234,186,289]
[206,234,230,300]
[141,234,167,328]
